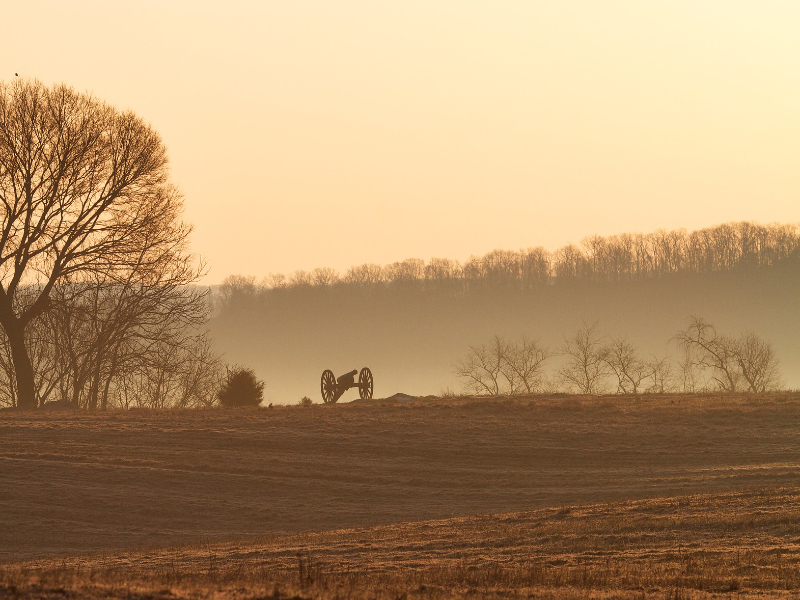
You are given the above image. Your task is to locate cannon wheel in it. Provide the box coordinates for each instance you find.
[321,369,337,404]
[359,367,373,400]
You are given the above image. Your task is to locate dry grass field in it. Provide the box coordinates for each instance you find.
[3,487,800,598]
[1,393,799,597]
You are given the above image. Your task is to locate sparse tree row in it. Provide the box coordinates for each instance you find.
[454,318,782,396]
[218,221,800,305]
[0,80,222,409]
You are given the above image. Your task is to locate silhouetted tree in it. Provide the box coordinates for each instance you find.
[0,79,202,408]
[503,336,551,393]
[454,335,551,395]
[558,322,611,394]
[734,332,781,392]
[645,355,673,393]
[675,318,741,391]
[384,259,425,288]
[217,366,264,407]
[454,336,506,395]
[602,336,650,394]
[311,267,339,287]
[675,318,781,393]
[343,263,384,286]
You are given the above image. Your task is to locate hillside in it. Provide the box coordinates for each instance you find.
[211,263,800,402]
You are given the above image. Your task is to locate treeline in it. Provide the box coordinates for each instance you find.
[456,318,783,397]
[220,222,800,304]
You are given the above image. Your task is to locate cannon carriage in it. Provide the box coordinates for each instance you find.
[320,367,373,403]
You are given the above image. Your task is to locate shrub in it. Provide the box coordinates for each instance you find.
[298,396,313,407]
[217,366,264,407]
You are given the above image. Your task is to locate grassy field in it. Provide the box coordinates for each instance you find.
[1,393,799,597]
[3,487,800,598]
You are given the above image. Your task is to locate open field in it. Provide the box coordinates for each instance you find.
[1,392,799,567]
[3,487,800,598]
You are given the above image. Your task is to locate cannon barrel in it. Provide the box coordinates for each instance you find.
[337,369,358,383]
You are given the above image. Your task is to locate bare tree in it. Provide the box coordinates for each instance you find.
[675,340,708,392]
[645,354,673,393]
[503,336,551,393]
[558,322,610,394]
[454,335,551,395]
[453,336,507,395]
[675,318,781,393]
[735,332,781,392]
[112,330,222,409]
[675,317,741,392]
[217,275,260,314]
[288,270,313,288]
[311,267,339,287]
[384,259,425,288]
[0,79,202,409]
[44,273,211,410]
[343,263,384,286]
[602,336,651,394]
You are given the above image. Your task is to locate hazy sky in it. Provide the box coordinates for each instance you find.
[6,1,800,282]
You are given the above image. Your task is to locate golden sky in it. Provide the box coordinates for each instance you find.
[6,1,800,282]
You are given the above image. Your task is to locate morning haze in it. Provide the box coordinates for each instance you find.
[2,2,800,598]
[211,222,800,402]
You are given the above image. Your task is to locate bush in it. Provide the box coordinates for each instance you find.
[217,366,264,407]
[298,396,313,407]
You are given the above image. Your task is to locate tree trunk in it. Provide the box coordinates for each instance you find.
[101,372,113,411]
[5,321,37,409]
[101,352,120,410]
[87,355,103,410]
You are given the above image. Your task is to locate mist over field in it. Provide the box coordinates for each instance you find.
[209,223,800,403]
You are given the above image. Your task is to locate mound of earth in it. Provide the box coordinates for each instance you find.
[382,392,422,402]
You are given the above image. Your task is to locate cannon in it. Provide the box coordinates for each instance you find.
[320,367,373,403]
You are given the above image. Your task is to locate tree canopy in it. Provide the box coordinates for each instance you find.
[0,79,207,409]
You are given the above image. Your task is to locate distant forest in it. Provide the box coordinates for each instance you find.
[211,221,800,402]
[219,222,800,301]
